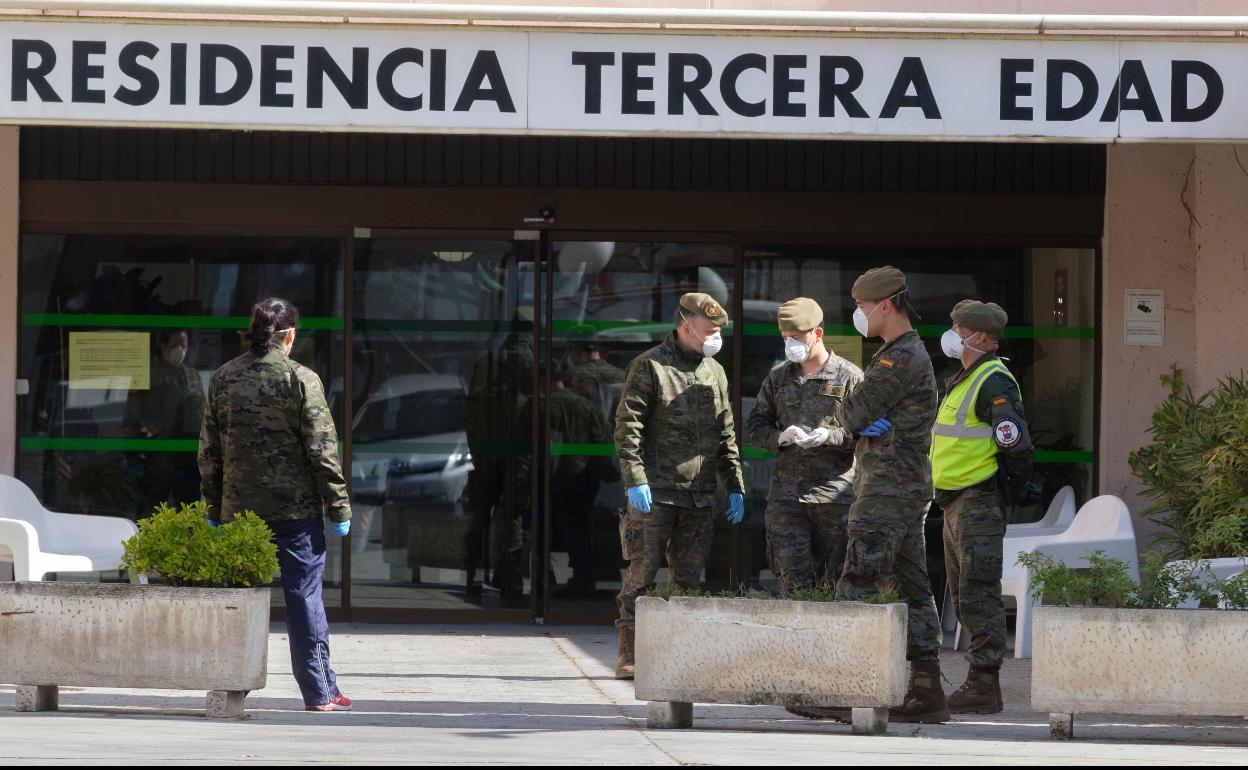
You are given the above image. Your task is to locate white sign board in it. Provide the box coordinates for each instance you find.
[0,21,1246,140]
[1125,289,1165,346]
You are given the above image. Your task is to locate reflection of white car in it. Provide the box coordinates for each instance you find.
[350,374,473,506]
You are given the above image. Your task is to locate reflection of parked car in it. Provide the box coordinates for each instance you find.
[350,374,473,506]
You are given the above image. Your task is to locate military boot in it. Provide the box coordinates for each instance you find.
[947,666,1003,714]
[889,661,950,723]
[615,626,635,680]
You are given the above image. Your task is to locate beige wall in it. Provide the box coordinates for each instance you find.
[1101,142,1248,552]
[0,127,15,477]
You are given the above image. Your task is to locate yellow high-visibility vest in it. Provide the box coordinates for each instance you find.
[930,358,1017,491]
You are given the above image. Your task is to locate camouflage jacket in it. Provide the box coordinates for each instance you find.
[614,332,745,506]
[836,330,938,501]
[199,349,351,524]
[747,354,863,504]
[125,358,204,439]
[566,358,625,405]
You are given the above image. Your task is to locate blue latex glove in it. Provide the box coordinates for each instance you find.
[206,519,219,529]
[331,520,351,537]
[726,492,745,524]
[626,484,652,513]
[860,415,893,437]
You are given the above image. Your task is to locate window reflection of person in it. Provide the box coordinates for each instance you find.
[124,329,205,516]
[463,316,534,606]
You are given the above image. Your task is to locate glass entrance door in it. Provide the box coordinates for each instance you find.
[348,236,540,616]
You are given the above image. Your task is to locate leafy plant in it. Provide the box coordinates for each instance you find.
[787,582,836,603]
[1020,548,1247,610]
[1017,549,1136,608]
[861,584,903,605]
[645,583,712,600]
[122,501,279,587]
[1128,365,1248,558]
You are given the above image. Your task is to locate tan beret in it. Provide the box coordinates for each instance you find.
[777,297,823,332]
[851,266,908,302]
[951,300,1008,334]
[679,292,729,327]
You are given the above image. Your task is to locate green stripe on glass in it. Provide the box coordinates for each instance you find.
[23,314,344,331]
[20,437,200,452]
[742,323,1092,340]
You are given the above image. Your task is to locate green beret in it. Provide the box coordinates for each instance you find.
[851,266,908,302]
[951,300,1008,334]
[679,292,729,327]
[777,297,823,332]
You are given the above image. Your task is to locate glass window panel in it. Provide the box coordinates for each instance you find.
[350,238,536,611]
[17,233,344,606]
[546,241,736,611]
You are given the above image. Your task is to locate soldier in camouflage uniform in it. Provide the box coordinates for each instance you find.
[933,300,1035,714]
[746,298,862,597]
[125,329,205,515]
[613,292,746,680]
[832,267,948,724]
[564,325,625,413]
[199,298,353,712]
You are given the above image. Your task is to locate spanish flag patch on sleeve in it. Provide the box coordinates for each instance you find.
[879,358,894,368]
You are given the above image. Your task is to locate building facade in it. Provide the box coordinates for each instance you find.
[0,1,1244,623]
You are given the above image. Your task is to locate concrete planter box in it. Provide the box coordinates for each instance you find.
[0,581,269,718]
[1032,606,1248,739]
[635,596,907,734]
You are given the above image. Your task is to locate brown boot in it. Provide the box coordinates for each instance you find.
[947,667,1003,714]
[615,626,635,680]
[889,661,950,724]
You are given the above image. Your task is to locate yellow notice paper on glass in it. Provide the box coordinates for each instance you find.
[825,335,863,369]
[69,332,151,390]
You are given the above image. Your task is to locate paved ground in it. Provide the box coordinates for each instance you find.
[2,623,1247,765]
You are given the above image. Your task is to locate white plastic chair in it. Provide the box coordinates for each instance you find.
[952,494,1139,658]
[1166,557,1248,609]
[0,474,140,582]
[1006,485,1076,536]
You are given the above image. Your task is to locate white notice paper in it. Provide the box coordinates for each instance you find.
[1125,289,1164,346]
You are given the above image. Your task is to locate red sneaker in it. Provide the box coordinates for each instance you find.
[305,693,352,712]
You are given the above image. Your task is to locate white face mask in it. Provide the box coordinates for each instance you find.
[941,329,965,359]
[852,305,877,338]
[784,336,810,364]
[701,330,723,358]
[164,345,187,367]
[942,327,988,359]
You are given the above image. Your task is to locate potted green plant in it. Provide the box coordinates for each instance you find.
[0,501,279,718]
[1128,365,1248,560]
[635,583,907,735]
[1024,548,1248,740]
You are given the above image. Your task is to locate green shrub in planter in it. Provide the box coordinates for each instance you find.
[1128,365,1248,559]
[1018,548,1248,610]
[121,501,280,587]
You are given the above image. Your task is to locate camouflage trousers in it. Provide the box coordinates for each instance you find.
[942,485,1007,670]
[835,495,942,662]
[615,502,714,629]
[765,501,849,597]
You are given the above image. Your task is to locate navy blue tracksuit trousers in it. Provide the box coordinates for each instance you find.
[270,518,338,707]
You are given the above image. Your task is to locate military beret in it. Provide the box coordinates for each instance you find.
[851,266,908,302]
[679,292,729,327]
[567,323,600,349]
[951,300,1008,334]
[777,297,823,332]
